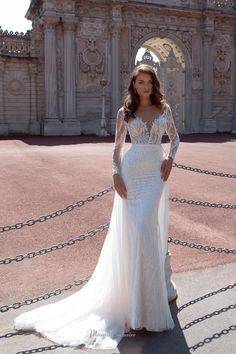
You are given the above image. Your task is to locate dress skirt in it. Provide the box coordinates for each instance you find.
[14,143,175,349]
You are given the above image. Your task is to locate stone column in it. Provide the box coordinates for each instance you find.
[62,20,81,134]
[0,59,8,135]
[29,63,40,134]
[232,34,236,133]
[110,23,121,123]
[43,17,60,135]
[191,32,203,133]
[199,31,216,132]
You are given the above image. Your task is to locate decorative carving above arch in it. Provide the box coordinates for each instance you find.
[131,26,192,63]
[142,37,186,69]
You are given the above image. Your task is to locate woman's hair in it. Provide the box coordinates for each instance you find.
[123,64,166,123]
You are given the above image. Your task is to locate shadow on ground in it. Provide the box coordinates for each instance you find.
[118,300,190,354]
[0,132,235,147]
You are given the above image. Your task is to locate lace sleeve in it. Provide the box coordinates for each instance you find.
[112,107,128,175]
[165,104,180,160]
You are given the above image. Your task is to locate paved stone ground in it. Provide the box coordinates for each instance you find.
[1,263,235,354]
[0,133,235,354]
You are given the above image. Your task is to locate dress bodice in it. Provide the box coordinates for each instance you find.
[112,103,180,175]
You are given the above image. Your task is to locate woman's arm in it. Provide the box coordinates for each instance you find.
[112,108,128,175]
[112,108,128,199]
[165,104,180,161]
[161,105,180,181]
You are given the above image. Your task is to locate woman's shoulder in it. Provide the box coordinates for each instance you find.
[117,106,125,114]
[116,106,125,120]
[163,101,170,110]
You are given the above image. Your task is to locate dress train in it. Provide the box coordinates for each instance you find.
[14,143,175,349]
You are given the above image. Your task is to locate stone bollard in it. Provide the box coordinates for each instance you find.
[165,250,177,302]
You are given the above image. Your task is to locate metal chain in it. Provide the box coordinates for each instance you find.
[8,326,236,354]
[1,228,235,266]
[168,236,236,254]
[182,303,236,330]
[1,191,234,236]
[0,331,25,339]
[172,162,236,178]
[189,325,236,352]
[178,283,236,312]
[0,223,110,265]
[170,197,236,209]
[16,344,66,354]
[0,276,91,313]
[0,164,235,235]
[1,284,235,353]
[0,187,113,233]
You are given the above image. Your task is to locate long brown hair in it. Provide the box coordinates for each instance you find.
[123,64,166,123]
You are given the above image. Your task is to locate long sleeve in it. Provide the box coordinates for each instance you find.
[165,104,180,160]
[112,107,127,175]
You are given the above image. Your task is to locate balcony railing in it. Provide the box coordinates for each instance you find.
[0,28,32,57]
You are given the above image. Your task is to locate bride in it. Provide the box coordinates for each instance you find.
[14,63,180,349]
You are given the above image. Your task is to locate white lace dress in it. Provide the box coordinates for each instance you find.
[14,103,180,350]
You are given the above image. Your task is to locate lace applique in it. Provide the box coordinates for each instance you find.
[112,104,180,175]
[165,104,180,160]
[112,108,128,175]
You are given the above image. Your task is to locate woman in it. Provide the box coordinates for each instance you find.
[14,64,180,349]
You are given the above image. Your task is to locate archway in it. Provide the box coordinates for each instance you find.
[132,34,191,134]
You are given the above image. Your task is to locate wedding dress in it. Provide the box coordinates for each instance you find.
[14,103,180,349]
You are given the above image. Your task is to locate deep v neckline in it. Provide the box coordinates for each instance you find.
[134,110,165,136]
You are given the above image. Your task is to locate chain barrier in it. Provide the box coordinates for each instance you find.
[189,325,236,352]
[168,236,236,254]
[172,162,236,178]
[0,331,25,339]
[169,197,236,209]
[0,163,235,352]
[182,303,236,330]
[0,192,234,236]
[178,283,236,312]
[0,187,113,234]
[1,231,235,267]
[16,344,66,354]
[0,223,109,265]
[5,325,236,354]
[1,229,235,266]
[0,276,91,314]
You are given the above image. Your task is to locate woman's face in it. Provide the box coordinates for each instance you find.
[133,72,153,97]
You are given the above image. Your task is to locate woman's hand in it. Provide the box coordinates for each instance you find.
[113,174,127,199]
[161,157,173,182]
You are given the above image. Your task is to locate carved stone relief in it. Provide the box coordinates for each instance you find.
[120,63,129,98]
[213,34,232,94]
[79,36,105,89]
[159,48,185,132]
[57,0,75,13]
[77,4,109,18]
[7,78,25,96]
[29,63,38,76]
[78,21,107,37]
[181,31,192,55]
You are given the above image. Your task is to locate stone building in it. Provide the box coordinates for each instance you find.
[0,0,235,136]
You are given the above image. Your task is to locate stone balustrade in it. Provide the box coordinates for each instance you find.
[0,28,32,57]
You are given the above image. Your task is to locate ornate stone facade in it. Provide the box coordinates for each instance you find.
[0,0,235,135]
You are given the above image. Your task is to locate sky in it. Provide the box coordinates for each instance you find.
[0,0,32,33]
